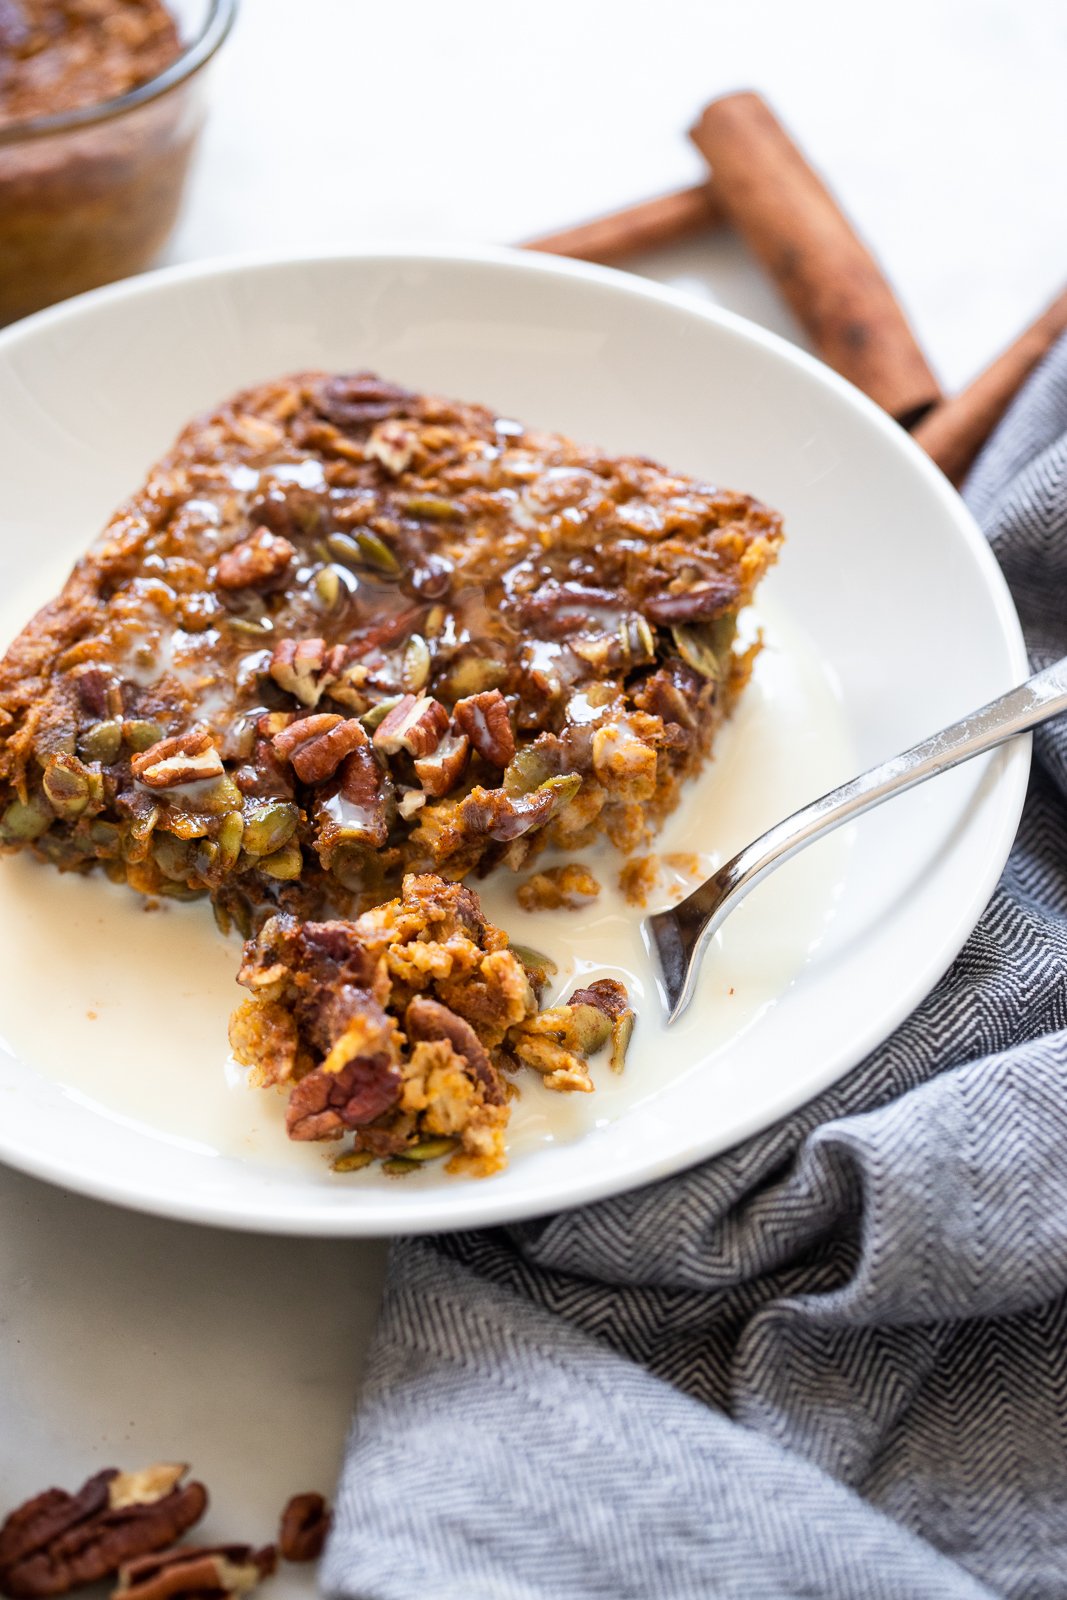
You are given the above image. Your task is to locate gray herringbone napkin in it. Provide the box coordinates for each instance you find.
[324,337,1067,1600]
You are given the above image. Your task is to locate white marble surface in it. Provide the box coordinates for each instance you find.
[3,0,1066,1585]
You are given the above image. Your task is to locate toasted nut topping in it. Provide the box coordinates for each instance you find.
[216,527,295,591]
[0,1466,207,1599]
[413,730,469,798]
[452,690,515,767]
[116,1543,276,1600]
[365,419,416,475]
[278,1494,331,1564]
[268,639,345,708]
[372,694,449,758]
[132,729,224,790]
[272,715,369,785]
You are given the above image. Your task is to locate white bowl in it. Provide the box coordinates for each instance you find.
[0,246,1027,1234]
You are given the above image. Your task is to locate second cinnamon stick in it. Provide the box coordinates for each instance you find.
[522,183,722,265]
[690,92,942,426]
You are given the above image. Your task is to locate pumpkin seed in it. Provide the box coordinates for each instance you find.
[326,532,361,567]
[217,810,246,872]
[381,1156,419,1176]
[242,800,299,857]
[313,565,341,609]
[360,695,403,731]
[152,832,194,880]
[509,943,558,980]
[41,754,92,819]
[401,635,431,693]
[78,718,122,763]
[402,1138,457,1162]
[259,839,303,879]
[564,1003,613,1055]
[331,1149,375,1173]
[610,1011,634,1073]
[122,719,164,753]
[1,796,51,841]
[503,745,553,796]
[670,623,720,679]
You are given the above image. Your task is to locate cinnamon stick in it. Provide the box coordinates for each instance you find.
[912,286,1067,485]
[522,183,722,265]
[689,91,942,426]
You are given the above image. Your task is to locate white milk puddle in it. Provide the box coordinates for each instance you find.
[0,596,854,1175]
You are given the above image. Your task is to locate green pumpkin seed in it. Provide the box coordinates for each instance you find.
[564,1003,613,1056]
[212,899,232,937]
[360,695,403,731]
[42,754,92,819]
[509,942,558,980]
[610,1010,634,1073]
[88,819,122,853]
[619,614,656,665]
[123,806,159,863]
[326,532,362,567]
[503,745,553,796]
[440,655,507,700]
[259,839,303,879]
[78,719,122,763]
[1,796,51,841]
[157,882,208,902]
[402,495,461,521]
[242,800,299,857]
[355,530,400,575]
[331,1149,375,1173]
[152,832,194,880]
[122,719,164,753]
[401,635,431,693]
[192,774,245,817]
[381,1157,419,1176]
[227,616,273,636]
[217,810,245,872]
[670,624,720,679]
[313,565,342,609]
[402,1138,457,1162]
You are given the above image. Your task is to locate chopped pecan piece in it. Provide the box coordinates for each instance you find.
[405,996,504,1104]
[215,527,295,592]
[372,694,449,758]
[452,690,515,767]
[277,1495,331,1564]
[286,1047,403,1140]
[458,774,581,843]
[413,731,469,798]
[268,639,344,708]
[0,1466,206,1599]
[365,420,417,475]
[131,728,223,789]
[272,715,368,785]
[642,578,739,624]
[116,1544,276,1600]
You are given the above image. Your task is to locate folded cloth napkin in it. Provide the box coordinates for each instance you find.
[324,337,1067,1600]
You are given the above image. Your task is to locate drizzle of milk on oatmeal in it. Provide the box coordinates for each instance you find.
[0,596,854,1174]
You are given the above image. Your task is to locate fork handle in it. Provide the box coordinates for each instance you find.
[657,656,1067,1022]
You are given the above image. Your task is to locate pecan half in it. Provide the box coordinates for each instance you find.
[452,690,515,767]
[278,1495,331,1564]
[372,695,448,758]
[405,996,503,1104]
[313,372,414,431]
[131,728,224,789]
[116,1543,275,1600]
[413,731,469,797]
[272,715,368,785]
[216,527,295,592]
[642,577,739,624]
[268,639,344,708]
[0,1466,206,1599]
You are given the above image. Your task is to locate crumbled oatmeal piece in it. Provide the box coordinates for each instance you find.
[619,854,660,907]
[229,872,631,1177]
[516,862,600,912]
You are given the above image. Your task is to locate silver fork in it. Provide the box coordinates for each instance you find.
[643,657,1067,1025]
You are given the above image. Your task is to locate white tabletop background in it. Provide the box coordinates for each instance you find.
[2,0,1066,1589]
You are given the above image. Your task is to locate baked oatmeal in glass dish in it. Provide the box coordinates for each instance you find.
[0,368,783,1175]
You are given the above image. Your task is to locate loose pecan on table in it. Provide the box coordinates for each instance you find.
[271,715,368,785]
[131,729,224,790]
[215,528,295,592]
[115,1543,275,1600]
[0,1465,207,1599]
[277,1495,331,1564]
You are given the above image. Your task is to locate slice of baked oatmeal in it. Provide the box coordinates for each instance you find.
[0,370,783,929]
[229,872,634,1176]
